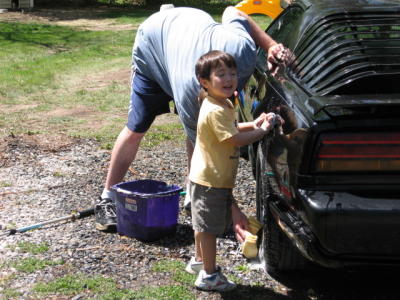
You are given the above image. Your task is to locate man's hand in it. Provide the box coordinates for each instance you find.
[267,43,291,76]
[232,203,249,243]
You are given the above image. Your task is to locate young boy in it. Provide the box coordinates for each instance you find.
[186,50,278,291]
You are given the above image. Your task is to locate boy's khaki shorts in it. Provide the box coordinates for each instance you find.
[189,181,233,235]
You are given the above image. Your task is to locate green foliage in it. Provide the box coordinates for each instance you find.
[32,273,194,299]
[0,19,136,145]
[151,259,184,272]
[0,181,12,187]
[0,22,133,100]
[98,289,137,300]
[90,0,271,26]
[151,260,195,285]
[33,274,116,295]
[1,288,22,299]
[95,0,240,9]
[12,257,63,273]
[9,241,50,255]
[96,7,154,23]
[142,123,185,148]
[234,264,251,273]
[134,285,195,300]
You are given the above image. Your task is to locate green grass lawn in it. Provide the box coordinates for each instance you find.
[0,13,140,148]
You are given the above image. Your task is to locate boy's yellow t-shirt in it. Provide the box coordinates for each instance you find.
[189,96,240,188]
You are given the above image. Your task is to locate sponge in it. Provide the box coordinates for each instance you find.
[241,231,258,259]
[248,216,262,235]
[241,216,263,259]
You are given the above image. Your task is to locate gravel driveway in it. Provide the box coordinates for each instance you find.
[1,134,399,300]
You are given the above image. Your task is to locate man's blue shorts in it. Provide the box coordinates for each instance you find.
[127,71,172,133]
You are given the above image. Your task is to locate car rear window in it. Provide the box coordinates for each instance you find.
[289,11,400,96]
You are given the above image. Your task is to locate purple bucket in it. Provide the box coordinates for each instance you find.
[112,179,182,241]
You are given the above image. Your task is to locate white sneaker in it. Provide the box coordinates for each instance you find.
[185,257,203,274]
[195,267,236,292]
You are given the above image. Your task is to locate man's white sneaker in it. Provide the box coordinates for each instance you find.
[194,267,236,292]
[185,257,203,274]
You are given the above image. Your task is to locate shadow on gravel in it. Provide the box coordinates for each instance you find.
[221,285,289,300]
[269,268,400,300]
[138,224,194,248]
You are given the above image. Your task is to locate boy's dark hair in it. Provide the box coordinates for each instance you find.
[195,50,237,104]
[195,50,237,82]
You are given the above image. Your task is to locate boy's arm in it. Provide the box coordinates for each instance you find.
[228,127,268,147]
[229,112,277,147]
[237,121,258,132]
[232,202,249,243]
[237,112,269,132]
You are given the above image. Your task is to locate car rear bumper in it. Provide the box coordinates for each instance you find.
[270,189,400,268]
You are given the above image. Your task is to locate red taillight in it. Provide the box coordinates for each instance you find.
[313,132,400,172]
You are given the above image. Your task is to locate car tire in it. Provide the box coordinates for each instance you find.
[255,140,267,221]
[255,141,309,274]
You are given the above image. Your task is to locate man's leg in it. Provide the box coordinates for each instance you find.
[105,126,145,190]
[95,126,145,231]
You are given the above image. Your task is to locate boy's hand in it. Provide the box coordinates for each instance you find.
[232,204,249,243]
[253,112,268,129]
[260,112,278,132]
[260,119,270,131]
[254,112,282,132]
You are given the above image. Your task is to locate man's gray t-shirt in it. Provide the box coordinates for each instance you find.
[132,7,256,143]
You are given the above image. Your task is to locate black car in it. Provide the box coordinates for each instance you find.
[238,0,400,273]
